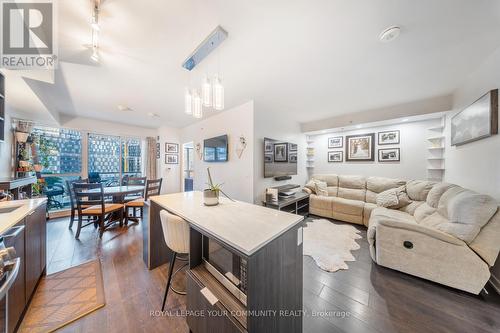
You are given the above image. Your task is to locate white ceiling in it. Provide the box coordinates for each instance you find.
[4,0,500,129]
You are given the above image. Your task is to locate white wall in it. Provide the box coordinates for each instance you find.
[445,46,500,201]
[157,126,182,194]
[179,101,255,203]
[253,105,307,203]
[443,46,500,290]
[310,119,439,181]
[59,115,158,138]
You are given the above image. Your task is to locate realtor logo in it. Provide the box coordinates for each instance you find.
[1,0,58,69]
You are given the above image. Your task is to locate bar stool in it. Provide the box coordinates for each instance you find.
[160,210,190,311]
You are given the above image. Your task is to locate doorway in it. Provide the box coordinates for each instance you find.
[182,142,194,192]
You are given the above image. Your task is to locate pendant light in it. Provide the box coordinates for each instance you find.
[184,88,193,115]
[213,75,224,111]
[202,76,212,107]
[193,90,203,119]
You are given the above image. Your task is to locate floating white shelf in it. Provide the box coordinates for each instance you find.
[428,146,445,150]
[428,125,444,131]
[426,116,446,181]
[427,157,444,160]
[428,168,445,171]
[427,136,445,141]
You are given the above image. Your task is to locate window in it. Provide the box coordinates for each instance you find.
[32,126,82,174]
[122,137,142,177]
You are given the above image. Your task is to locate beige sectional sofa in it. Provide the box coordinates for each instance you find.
[305,174,500,294]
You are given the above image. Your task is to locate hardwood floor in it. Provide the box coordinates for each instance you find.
[42,216,500,333]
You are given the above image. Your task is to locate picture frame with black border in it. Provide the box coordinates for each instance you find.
[378,130,400,145]
[165,142,179,153]
[289,152,297,163]
[288,143,298,152]
[165,153,179,164]
[345,133,375,162]
[328,136,343,149]
[273,143,288,162]
[328,151,343,163]
[378,148,400,162]
[264,153,273,163]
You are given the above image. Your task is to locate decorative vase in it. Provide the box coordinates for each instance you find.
[203,189,219,206]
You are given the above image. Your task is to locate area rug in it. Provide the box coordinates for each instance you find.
[303,219,362,272]
[19,259,105,333]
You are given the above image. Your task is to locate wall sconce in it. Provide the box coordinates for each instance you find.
[195,143,203,160]
[236,136,247,159]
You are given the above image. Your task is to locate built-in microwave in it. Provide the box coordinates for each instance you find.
[201,235,248,305]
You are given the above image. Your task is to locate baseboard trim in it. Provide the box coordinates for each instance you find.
[490,274,500,294]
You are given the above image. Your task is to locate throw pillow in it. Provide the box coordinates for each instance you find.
[376,188,399,208]
[304,180,317,194]
[314,180,328,196]
[392,186,412,209]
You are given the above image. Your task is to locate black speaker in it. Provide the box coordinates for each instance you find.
[274,176,292,181]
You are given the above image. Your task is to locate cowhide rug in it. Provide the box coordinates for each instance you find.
[303,219,362,272]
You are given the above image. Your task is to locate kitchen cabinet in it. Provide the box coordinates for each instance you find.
[24,203,46,302]
[3,222,26,333]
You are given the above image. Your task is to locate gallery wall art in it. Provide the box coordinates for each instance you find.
[378,148,400,162]
[378,130,400,145]
[345,133,375,162]
[451,89,498,146]
[328,151,343,163]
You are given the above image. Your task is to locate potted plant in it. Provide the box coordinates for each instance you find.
[203,167,235,206]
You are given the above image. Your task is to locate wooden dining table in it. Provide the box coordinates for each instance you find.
[86,185,145,203]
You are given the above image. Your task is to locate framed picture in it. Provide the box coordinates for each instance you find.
[273,143,288,162]
[264,153,273,163]
[289,152,297,163]
[264,141,273,152]
[378,148,400,162]
[288,143,298,152]
[451,89,498,146]
[165,142,179,153]
[328,151,343,163]
[378,130,400,145]
[328,136,343,149]
[345,133,375,161]
[156,143,160,159]
[165,154,179,164]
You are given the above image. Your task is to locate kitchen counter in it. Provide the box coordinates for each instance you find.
[0,198,47,235]
[150,191,304,256]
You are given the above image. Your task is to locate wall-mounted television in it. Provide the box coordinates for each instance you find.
[264,137,298,178]
[204,135,228,162]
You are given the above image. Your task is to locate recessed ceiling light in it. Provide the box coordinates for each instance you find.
[379,26,401,43]
[356,124,363,129]
[147,112,160,118]
[118,105,133,112]
[402,118,409,122]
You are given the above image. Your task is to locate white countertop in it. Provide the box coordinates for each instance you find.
[150,191,304,256]
[0,198,47,235]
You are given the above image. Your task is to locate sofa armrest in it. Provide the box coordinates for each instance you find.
[302,187,312,194]
[378,219,465,246]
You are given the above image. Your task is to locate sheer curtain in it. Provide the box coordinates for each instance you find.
[146,137,157,180]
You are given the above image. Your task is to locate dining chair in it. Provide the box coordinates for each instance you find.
[124,178,162,225]
[123,177,147,202]
[73,183,125,239]
[159,210,189,311]
[66,178,89,229]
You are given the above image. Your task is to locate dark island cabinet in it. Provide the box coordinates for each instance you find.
[25,203,47,302]
[2,202,47,333]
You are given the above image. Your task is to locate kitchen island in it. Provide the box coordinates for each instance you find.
[147,191,304,333]
[0,198,47,333]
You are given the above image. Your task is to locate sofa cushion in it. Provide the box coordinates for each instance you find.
[399,201,424,215]
[338,175,366,189]
[312,174,338,187]
[326,186,338,197]
[304,180,317,194]
[414,202,436,222]
[338,188,366,201]
[437,186,466,218]
[331,197,364,216]
[366,177,406,203]
[469,209,500,266]
[426,183,457,208]
[406,180,436,201]
[369,207,417,226]
[314,181,328,196]
[448,191,498,227]
[310,194,335,210]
